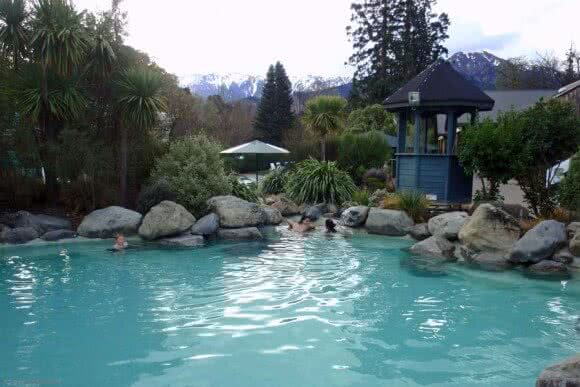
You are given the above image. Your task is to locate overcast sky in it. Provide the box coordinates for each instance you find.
[74,0,580,79]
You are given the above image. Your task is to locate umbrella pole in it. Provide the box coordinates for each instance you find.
[255,154,259,184]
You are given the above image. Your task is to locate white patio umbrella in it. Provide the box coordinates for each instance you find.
[220,140,290,183]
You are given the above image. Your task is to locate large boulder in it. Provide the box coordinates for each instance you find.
[570,232,580,257]
[427,212,469,241]
[217,227,263,240]
[41,229,77,242]
[458,204,521,253]
[303,205,323,221]
[78,206,142,238]
[139,201,195,241]
[0,227,39,244]
[527,260,571,279]
[536,354,580,387]
[270,197,300,216]
[340,206,370,228]
[409,236,456,261]
[0,211,71,234]
[190,213,220,236]
[566,222,580,239]
[159,233,205,247]
[509,220,567,264]
[459,246,512,271]
[207,196,267,228]
[365,208,414,236]
[552,248,575,264]
[408,223,431,241]
[262,207,283,225]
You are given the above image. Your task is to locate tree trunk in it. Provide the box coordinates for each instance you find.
[320,135,327,162]
[119,124,128,207]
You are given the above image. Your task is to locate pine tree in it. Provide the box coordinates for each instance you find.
[254,61,295,144]
[563,44,579,85]
[347,0,450,105]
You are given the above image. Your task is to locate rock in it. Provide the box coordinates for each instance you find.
[567,222,580,238]
[427,211,469,240]
[41,229,77,241]
[410,236,456,261]
[303,205,322,221]
[509,220,567,264]
[262,207,283,225]
[0,211,71,234]
[271,197,300,216]
[458,204,521,253]
[471,201,532,221]
[408,223,431,241]
[190,213,220,236]
[536,354,580,387]
[139,201,195,241]
[159,233,205,247]
[0,227,39,244]
[460,246,512,271]
[340,206,370,228]
[78,206,142,239]
[527,260,571,279]
[571,231,580,257]
[365,208,414,236]
[208,196,267,228]
[369,189,388,207]
[217,227,263,240]
[552,248,575,264]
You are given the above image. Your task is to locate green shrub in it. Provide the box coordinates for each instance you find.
[337,130,393,182]
[229,175,260,203]
[559,153,580,213]
[136,179,177,214]
[395,191,430,223]
[150,135,231,216]
[285,158,355,205]
[352,189,370,206]
[260,168,289,195]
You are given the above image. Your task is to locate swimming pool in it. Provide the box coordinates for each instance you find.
[1,230,579,386]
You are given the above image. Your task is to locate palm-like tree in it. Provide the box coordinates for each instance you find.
[0,0,29,71]
[302,96,348,161]
[115,67,166,205]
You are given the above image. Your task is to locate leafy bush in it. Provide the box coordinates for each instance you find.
[150,135,231,216]
[347,104,397,135]
[136,179,177,214]
[382,191,429,223]
[260,168,289,195]
[337,130,393,182]
[285,158,356,205]
[229,175,260,203]
[559,153,580,213]
[352,189,370,206]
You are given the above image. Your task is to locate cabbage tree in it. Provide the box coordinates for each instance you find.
[302,96,347,161]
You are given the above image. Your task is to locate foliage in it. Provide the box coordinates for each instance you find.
[337,130,392,182]
[254,61,294,144]
[302,96,348,161]
[559,153,580,213]
[285,158,356,205]
[347,0,449,105]
[0,0,29,69]
[136,179,177,214]
[395,191,430,223]
[352,189,370,206]
[229,175,260,203]
[458,116,520,202]
[347,104,397,135]
[260,167,289,195]
[150,135,231,216]
[496,55,568,90]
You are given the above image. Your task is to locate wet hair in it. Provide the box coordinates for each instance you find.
[298,215,307,224]
[325,219,337,233]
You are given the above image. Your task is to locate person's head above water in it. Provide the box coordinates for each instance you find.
[325,219,337,233]
[298,215,312,224]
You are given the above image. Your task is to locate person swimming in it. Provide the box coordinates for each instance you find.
[286,215,316,233]
[113,233,128,251]
[325,219,337,233]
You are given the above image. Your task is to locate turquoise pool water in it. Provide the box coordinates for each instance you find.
[1,230,579,386]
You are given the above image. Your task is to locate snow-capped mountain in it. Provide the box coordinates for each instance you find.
[180,73,351,101]
[449,51,506,90]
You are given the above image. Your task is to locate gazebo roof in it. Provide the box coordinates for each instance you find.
[383,59,495,111]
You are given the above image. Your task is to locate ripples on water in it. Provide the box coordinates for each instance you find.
[1,229,579,386]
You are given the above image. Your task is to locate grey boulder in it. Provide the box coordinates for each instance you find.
[41,229,77,241]
[262,207,283,225]
[270,197,300,216]
[409,236,456,261]
[190,213,220,236]
[536,354,580,387]
[570,231,580,257]
[139,201,195,241]
[567,222,580,239]
[458,204,521,253]
[217,227,263,240]
[303,205,322,221]
[427,211,469,240]
[207,196,267,228]
[509,220,567,264]
[460,246,512,271]
[365,208,414,236]
[159,233,205,247]
[0,227,39,244]
[78,206,142,238]
[552,248,575,264]
[340,206,370,228]
[408,223,431,241]
[0,211,71,234]
[527,260,570,279]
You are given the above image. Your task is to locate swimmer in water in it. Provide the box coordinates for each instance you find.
[325,219,337,233]
[113,233,128,251]
[286,215,315,233]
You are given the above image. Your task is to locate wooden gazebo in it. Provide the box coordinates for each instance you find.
[383,59,495,203]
